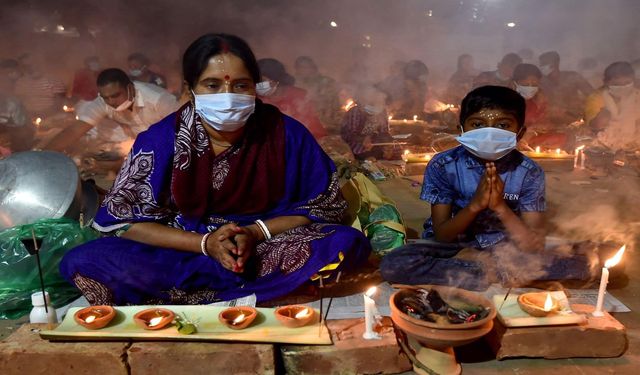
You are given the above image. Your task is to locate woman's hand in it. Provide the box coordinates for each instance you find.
[205,223,259,273]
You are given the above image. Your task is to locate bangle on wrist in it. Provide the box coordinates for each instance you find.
[254,219,272,240]
[201,232,213,257]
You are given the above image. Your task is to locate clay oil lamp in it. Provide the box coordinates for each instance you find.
[517,292,560,317]
[133,308,175,330]
[74,305,116,330]
[218,306,258,330]
[274,305,316,328]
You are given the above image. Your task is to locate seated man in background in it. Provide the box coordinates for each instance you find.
[473,53,522,88]
[127,52,167,88]
[380,86,593,290]
[584,61,640,154]
[539,51,594,124]
[0,61,33,154]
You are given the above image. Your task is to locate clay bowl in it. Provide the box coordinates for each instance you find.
[274,305,316,328]
[133,308,175,330]
[74,305,116,330]
[517,292,560,317]
[389,285,496,350]
[218,306,258,330]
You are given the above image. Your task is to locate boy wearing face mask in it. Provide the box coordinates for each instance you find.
[585,61,640,152]
[381,86,586,290]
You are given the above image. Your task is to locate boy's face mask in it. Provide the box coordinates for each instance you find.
[456,127,518,161]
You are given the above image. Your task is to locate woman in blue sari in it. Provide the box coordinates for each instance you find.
[60,34,371,305]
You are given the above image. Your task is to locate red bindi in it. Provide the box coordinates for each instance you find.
[224,75,230,81]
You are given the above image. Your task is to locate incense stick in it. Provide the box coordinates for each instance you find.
[498,287,512,311]
[32,228,48,314]
[323,271,342,323]
[318,276,324,336]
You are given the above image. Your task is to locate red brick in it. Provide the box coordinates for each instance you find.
[281,317,412,375]
[487,304,627,359]
[0,324,128,375]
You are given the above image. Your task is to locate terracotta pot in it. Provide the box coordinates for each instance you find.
[389,285,496,350]
[517,292,560,317]
[274,305,316,328]
[74,305,116,330]
[218,306,258,330]
[133,308,175,330]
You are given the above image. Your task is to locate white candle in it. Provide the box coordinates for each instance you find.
[593,267,609,317]
[362,286,380,339]
[593,245,625,317]
[574,148,579,169]
[580,150,585,169]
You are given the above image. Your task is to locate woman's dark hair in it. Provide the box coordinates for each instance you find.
[257,58,295,86]
[182,33,260,88]
[460,85,526,128]
[512,63,542,81]
[97,68,132,87]
[603,61,634,83]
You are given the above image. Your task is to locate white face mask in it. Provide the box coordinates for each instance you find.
[514,83,539,100]
[363,104,384,115]
[608,83,634,99]
[193,92,256,132]
[539,64,553,76]
[255,81,278,97]
[456,127,518,161]
[129,66,145,78]
[113,86,134,112]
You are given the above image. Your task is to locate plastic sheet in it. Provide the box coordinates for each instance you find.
[0,218,97,319]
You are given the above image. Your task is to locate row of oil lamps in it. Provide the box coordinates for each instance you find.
[74,304,315,332]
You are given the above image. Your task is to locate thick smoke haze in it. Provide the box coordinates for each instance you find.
[1,0,639,93]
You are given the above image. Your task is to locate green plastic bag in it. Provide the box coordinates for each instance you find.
[0,218,98,319]
[364,204,406,256]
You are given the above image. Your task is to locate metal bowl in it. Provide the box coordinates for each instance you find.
[0,150,98,230]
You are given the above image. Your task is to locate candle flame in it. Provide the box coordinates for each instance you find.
[604,245,626,268]
[365,286,377,297]
[34,117,42,126]
[413,115,418,121]
[424,154,431,160]
[543,293,553,312]
[295,308,311,319]
[232,313,246,325]
[555,148,561,155]
[535,146,540,153]
[63,105,68,111]
[388,115,393,121]
[403,118,408,123]
[85,315,96,323]
[148,316,163,327]
[343,99,356,111]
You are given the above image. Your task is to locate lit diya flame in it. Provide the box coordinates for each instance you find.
[85,315,96,323]
[34,117,42,126]
[343,99,356,111]
[413,115,418,121]
[543,293,553,312]
[424,154,432,161]
[535,146,541,153]
[232,312,246,325]
[605,245,626,268]
[295,308,311,319]
[366,286,377,297]
[555,148,561,155]
[148,316,164,327]
[388,115,393,121]
[403,149,410,156]
[62,105,74,112]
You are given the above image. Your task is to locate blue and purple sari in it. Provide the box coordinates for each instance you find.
[60,102,371,305]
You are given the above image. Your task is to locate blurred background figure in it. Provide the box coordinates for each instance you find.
[578,57,603,89]
[257,58,326,138]
[13,54,66,117]
[68,55,101,101]
[584,61,640,152]
[538,51,594,124]
[387,59,429,119]
[127,52,167,88]
[517,48,536,64]
[294,56,342,135]
[474,53,522,88]
[444,54,478,105]
[0,59,33,155]
[341,84,395,160]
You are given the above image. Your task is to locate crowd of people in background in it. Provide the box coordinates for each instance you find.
[1,46,639,165]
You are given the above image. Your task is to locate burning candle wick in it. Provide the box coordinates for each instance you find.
[148,316,163,327]
[543,293,553,312]
[232,313,246,325]
[85,315,96,323]
[295,308,310,319]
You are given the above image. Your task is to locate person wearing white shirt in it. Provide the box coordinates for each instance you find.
[76,68,178,139]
